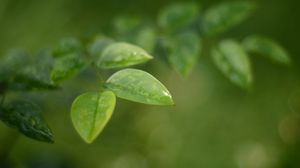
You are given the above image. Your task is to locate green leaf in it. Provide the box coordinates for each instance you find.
[97,42,153,69]
[165,31,202,76]
[158,2,199,33]
[51,53,89,83]
[104,68,174,105]
[51,37,88,83]
[202,1,255,36]
[0,101,54,143]
[71,91,116,143]
[135,27,157,53]
[242,35,291,65]
[211,40,252,89]
[52,37,83,57]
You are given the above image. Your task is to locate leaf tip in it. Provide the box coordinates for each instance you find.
[83,137,95,144]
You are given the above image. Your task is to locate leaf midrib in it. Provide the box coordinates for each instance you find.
[88,93,100,142]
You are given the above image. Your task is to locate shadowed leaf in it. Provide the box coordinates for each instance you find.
[211,39,252,89]
[52,37,83,57]
[242,35,291,65]
[51,53,89,83]
[0,101,54,143]
[202,1,255,36]
[158,2,200,33]
[165,31,201,76]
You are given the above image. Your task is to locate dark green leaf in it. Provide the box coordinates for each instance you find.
[0,49,31,83]
[211,40,252,89]
[8,50,58,91]
[158,2,199,33]
[71,91,116,143]
[0,49,56,92]
[97,42,153,69]
[51,53,89,83]
[165,31,202,76]
[202,1,255,36]
[104,68,174,105]
[242,35,291,65]
[9,73,58,91]
[0,101,54,143]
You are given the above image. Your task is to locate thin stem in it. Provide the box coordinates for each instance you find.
[96,70,105,85]
[90,62,105,88]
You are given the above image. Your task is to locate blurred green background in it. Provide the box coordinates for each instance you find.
[0,0,300,167]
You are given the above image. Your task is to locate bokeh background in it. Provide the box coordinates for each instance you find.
[0,0,300,167]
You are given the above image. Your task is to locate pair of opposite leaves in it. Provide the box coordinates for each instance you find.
[71,42,174,144]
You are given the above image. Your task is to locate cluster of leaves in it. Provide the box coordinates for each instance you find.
[0,49,57,142]
[154,1,290,89]
[0,1,292,144]
[0,37,174,143]
[52,38,174,143]
[102,1,291,89]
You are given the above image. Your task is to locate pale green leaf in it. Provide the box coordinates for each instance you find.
[71,91,116,144]
[165,31,201,76]
[158,2,199,33]
[211,40,252,89]
[97,42,153,69]
[104,68,174,105]
[202,1,255,36]
[242,35,291,65]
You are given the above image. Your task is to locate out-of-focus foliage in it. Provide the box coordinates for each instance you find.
[0,0,299,168]
[211,40,252,89]
[201,1,256,36]
[51,38,90,83]
[164,31,202,76]
[0,49,58,91]
[242,35,291,65]
[158,2,200,33]
[51,53,89,83]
